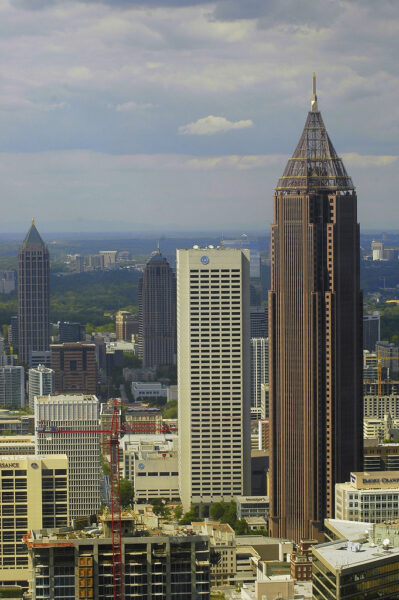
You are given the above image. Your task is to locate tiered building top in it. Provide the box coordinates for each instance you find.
[276,74,354,192]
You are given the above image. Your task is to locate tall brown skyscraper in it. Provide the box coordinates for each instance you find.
[269,76,363,542]
[139,248,177,368]
[18,220,50,366]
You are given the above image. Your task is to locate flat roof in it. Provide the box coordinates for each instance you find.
[313,538,399,572]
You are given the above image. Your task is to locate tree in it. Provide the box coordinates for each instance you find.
[120,478,134,507]
[174,506,183,520]
[209,502,226,521]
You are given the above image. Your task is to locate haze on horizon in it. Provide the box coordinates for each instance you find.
[0,0,398,233]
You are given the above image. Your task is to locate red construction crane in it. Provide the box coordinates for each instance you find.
[37,399,124,600]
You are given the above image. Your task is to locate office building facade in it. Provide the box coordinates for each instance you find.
[250,337,268,419]
[335,471,399,523]
[50,342,97,394]
[116,310,139,342]
[269,76,363,541]
[363,311,380,352]
[0,366,25,408]
[0,454,68,588]
[139,249,177,368]
[177,247,251,511]
[35,394,101,519]
[58,321,85,343]
[28,364,55,412]
[26,517,210,600]
[18,221,50,366]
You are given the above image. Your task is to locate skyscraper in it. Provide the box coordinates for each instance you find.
[18,220,50,366]
[269,75,363,542]
[177,247,251,511]
[250,337,268,419]
[35,394,101,519]
[139,248,177,368]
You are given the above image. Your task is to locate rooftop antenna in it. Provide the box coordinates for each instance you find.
[311,72,318,112]
[157,240,161,253]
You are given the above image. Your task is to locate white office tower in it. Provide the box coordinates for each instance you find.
[177,247,251,512]
[28,364,55,412]
[250,337,268,419]
[35,394,101,520]
[0,365,25,408]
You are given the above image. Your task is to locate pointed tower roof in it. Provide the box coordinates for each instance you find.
[276,73,354,192]
[147,247,166,264]
[21,219,45,248]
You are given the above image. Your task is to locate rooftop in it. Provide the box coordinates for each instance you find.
[313,538,399,571]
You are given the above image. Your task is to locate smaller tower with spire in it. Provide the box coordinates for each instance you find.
[18,221,50,366]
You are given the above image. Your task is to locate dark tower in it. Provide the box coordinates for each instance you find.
[18,220,50,366]
[268,75,363,542]
[138,248,177,369]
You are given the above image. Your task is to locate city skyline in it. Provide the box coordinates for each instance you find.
[0,1,398,231]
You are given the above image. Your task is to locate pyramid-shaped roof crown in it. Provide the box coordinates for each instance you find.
[277,74,354,193]
[21,220,46,248]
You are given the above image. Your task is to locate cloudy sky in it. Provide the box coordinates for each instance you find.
[0,0,398,233]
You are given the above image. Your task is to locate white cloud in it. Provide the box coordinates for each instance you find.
[342,153,399,168]
[114,101,155,111]
[178,115,254,135]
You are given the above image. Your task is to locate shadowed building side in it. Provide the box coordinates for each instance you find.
[18,220,50,367]
[138,248,177,369]
[268,75,363,542]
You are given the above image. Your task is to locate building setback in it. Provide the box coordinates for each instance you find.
[177,247,251,511]
[50,342,97,394]
[268,75,363,542]
[18,220,50,366]
[138,248,176,368]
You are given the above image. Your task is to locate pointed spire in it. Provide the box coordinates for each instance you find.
[276,74,354,192]
[311,72,318,112]
[21,220,45,248]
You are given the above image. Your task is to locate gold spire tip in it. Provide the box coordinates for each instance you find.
[311,72,318,112]
[32,218,35,225]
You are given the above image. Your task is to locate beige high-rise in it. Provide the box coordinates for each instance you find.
[177,247,251,512]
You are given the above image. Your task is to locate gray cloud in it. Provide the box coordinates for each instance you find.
[11,0,210,9]
[211,0,341,28]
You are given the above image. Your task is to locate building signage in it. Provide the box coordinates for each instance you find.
[363,477,399,484]
[0,462,19,468]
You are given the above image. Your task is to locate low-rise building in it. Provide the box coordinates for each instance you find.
[364,394,399,418]
[0,409,34,435]
[335,470,399,523]
[289,539,317,581]
[244,516,267,531]
[0,435,35,455]
[124,405,163,434]
[131,381,167,401]
[122,436,179,503]
[26,511,210,600]
[364,414,399,442]
[236,496,269,520]
[364,439,399,471]
[313,520,399,600]
[192,520,236,586]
